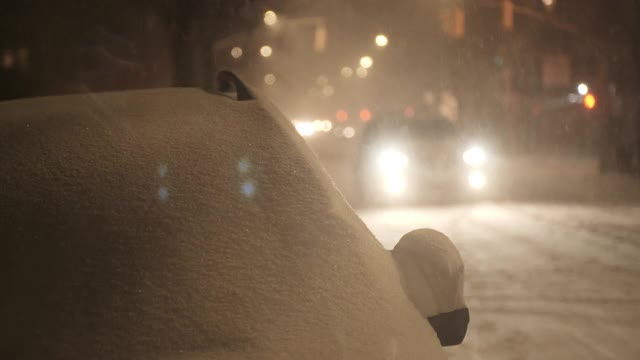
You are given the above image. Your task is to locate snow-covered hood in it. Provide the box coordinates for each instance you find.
[0,88,451,359]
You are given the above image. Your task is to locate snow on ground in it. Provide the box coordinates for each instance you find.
[358,203,640,360]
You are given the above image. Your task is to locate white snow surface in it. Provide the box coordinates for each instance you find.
[0,89,448,359]
[359,203,640,360]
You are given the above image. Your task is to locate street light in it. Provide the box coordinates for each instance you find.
[360,56,373,69]
[264,11,278,26]
[375,34,389,47]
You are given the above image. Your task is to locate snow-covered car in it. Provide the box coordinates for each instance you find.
[355,114,490,205]
[0,73,468,359]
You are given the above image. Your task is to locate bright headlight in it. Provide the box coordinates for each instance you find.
[463,146,487,167]
[468,170,487,190]
[383,174,407,195]
[378,149,409,173]
[293,121,315,137]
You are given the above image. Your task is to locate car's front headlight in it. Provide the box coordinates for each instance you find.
[383,173,408,195]
[293,121,315,137]
[468,170,487,190]
[463,146,486,167]
[378,149,409,173]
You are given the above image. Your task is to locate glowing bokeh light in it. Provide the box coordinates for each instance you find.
[341,66,353,78]
[260,45,273,57]
[359,108,372,122]
[294,121,315,137]
[264,11,278,26]
[264,73,276,85]
[360,56,373,69]
[342,126,356,138]
[230,46,243,59]
[468,171,487,190]
[241,181,256,198]
[584,93,596,110]
[463,146,487,167]
[378,149,409,173]
[577,83,589,95]
[336,109,348,122]
[322,120,333,132]
[384,174,407,195]
[375,34,389,47]
[356,66,368,78]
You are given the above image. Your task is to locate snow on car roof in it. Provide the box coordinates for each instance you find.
[0,88,445,359]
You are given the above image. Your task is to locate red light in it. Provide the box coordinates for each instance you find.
[584,94,596,110]
[336,109,348,122]
[359,109,372,122]
[403,106,415,118]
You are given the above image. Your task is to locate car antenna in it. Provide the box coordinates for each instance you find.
[215,70,255,101]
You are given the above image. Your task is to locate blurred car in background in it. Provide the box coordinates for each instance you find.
[354,113,490,205]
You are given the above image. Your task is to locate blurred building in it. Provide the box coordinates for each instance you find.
[0,0,262,100]
[434,0,639,156]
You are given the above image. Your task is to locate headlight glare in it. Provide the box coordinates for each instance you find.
[463,146,487,167]
[468,171,487,190]
[378,149,409,173]
[383,174,407,195]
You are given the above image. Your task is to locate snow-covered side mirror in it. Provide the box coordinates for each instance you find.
[391,229,469,346]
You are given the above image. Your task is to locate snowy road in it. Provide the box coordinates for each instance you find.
[358,204,640,360]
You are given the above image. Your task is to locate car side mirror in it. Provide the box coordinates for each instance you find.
[391,229,469,346]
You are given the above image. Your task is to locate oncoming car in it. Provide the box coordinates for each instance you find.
[0,73,468,359]
[355,114,490,205]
